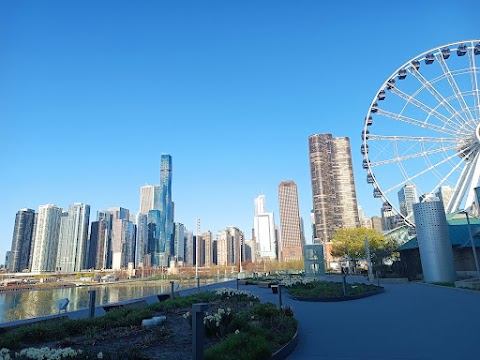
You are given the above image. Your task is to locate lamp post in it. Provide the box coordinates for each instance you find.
[459,210,480,280]
[196,218,200,288]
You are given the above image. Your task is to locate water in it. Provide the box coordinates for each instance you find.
[0,277,222,323]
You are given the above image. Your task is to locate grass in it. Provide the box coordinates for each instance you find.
[286,280,382,298]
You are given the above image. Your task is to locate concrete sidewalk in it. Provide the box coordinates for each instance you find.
[239,276,480,360]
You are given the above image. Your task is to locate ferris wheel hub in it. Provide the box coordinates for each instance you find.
[476,123,480,144]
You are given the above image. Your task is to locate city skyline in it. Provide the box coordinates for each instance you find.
[1,1,478,261]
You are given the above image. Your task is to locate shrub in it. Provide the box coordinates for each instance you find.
[204,331,271,360]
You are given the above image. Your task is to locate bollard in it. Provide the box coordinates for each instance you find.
[88,290,96,318]
[192,303,208,360]
[196,276,200,289]
[278,285,283,309]
[170,281,175,299]
[342,274,347,296]
[236,277,239,290]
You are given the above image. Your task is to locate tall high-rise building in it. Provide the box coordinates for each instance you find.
[309,134,360,267]
[278,181,303,262]
[371,216,383,231]
[135,213,148,268]
[55,211,70,272]
[96,210,112,268]
[139,185,160,215]
[203,230,213,267]
[4,251,11,269]
[56,203,90,272]
[253,195,276,259]
[436,186,455,213]
[87,219,108,269]
[147,210,161,265]
[154,155,174,261]
[111,218,136,270]
[185,230,195,266]
[8,208,36,273]
[398,184,418,218]
[109,207,130,221]
[31,204,62,273]
[309,134,360,242]
[173,222,185,263]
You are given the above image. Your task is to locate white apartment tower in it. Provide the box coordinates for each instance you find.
[31,204,62,273]
[253,195,276,259]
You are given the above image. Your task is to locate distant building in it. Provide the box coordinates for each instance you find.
[139,185,159,215]
[398,184,418,219]
[278,181,303,262]
[8,208,36,273]
[56,203,90,272]
[111,219,136,270]
[371,216,383,231]
[155,155,174,262]
[109,207,130,221]
[309,134,360,267]
[436,186,455,213]
[185,230,194,266]
[244,239,256,262]
[135,213,148,268]
[173,222,185,263]
[381,202,396,231]
[5,251,11,270]
[31,204,62,273]
[203,230,213,267]
[253,195,276,259]
[88,219,109,269]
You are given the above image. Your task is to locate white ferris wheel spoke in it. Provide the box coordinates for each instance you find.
[381,148,467,195]
[368,135,457,143]
[428,154,466,195]
[467,46,480,122]
[436,53,477,127]
[376,108,463,137]
[408,67,471,128]
[388,86,468,135]
[369,144,458,167]
[465,153,480,208]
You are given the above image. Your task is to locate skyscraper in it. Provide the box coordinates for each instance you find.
[253,195,276,259]
[309,134,360,239]
[135,213,148,268]
[173,222,185,263]
[31,204,62,273]
[398,184,418,218]
[8,208,36,273]
[309,134,360,267]
[154,155,174,261]
[202,230,213,267]
[87,219,108,270]
[111,218,136,270]
[278,181,303,262]
[139,185,160,215]
[436,186,455,213]
[56,203,90,272]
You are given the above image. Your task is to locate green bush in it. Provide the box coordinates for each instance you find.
[205,331,272,360]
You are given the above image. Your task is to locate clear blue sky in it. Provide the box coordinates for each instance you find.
[1,0,478,262]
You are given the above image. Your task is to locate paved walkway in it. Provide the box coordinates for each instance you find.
[239,276,480,360]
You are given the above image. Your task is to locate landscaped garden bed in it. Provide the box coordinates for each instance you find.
[0,288,297,360]
[286,279,384,302]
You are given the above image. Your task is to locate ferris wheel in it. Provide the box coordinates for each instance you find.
[362,40,480,226]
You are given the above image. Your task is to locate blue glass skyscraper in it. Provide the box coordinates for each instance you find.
[153,154,174,265]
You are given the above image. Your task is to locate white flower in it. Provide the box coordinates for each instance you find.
[97,352,104,359]
[235,329,240,335]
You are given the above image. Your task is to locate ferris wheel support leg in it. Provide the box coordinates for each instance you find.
[448,160,475,213]
[465,154,480,210]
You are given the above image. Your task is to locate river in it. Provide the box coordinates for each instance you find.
[0,277,228,323]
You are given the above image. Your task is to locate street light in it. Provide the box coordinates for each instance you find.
[459,210,480,280]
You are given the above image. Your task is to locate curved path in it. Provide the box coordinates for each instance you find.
[240,276,480,360]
